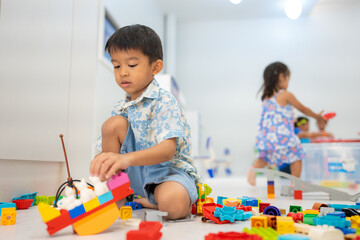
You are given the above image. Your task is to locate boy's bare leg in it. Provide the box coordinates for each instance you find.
[290,160,302,178]
[101,116,128,152]
[154,181,192,220]
[247,158,267,186]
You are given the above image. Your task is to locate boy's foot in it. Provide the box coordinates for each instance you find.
[134,197,158,209]
[247,167,256,186]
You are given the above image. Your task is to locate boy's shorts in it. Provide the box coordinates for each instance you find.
[121,123,198,206]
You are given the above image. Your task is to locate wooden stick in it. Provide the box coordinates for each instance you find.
[59,134,72,182]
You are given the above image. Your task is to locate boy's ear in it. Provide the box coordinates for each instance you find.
[151,59,163,75]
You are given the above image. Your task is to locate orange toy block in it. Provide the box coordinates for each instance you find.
[73,202,120,236]
[0,208,17,225]
[264,215,277,229]
[251,216,268,228]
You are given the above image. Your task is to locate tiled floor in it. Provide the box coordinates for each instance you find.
[0,176,358,240]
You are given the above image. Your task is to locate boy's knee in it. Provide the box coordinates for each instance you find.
[155,182,191,219]
[101,116,128,136]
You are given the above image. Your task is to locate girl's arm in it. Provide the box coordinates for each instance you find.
[90,138,176,181]
[283,91,327,128]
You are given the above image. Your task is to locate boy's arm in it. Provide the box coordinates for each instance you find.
[90,138,176,181]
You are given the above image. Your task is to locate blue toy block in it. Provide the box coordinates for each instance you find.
[216,196,227,205]
[327,211,346,218]
[356,203,360,205]
[12,192,37,206]
[329,204,360,211]
[263,206,281,216]
[98,191,113,205]
[337,227,356,234]
[278,234,310,240]
[214,205,252,222]
[68,204,86,219]
[225,168,232,176]
[268,181,274,185]
[0,202,16,215]
[207,169,214,178]
[313,215,350,228]
[124,201,142,210]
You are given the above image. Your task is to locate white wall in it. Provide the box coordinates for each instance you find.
[0,0,165,201]
[177,1,360,176]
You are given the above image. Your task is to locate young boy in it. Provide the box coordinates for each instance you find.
[90,24,199,219]
[294,116,333,141]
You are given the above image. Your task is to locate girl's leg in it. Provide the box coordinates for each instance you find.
[290,160,302,178]
[247,158,267,186]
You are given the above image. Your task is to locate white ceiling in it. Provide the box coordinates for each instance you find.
[155,0,319,22]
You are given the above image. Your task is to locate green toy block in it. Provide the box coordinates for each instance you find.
[303,214,318,225]
[243,227,278,240]
[289,205,302,213]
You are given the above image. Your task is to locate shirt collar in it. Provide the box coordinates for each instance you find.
[122,78,160,109]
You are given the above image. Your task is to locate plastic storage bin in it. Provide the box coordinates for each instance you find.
[301,142,360,183]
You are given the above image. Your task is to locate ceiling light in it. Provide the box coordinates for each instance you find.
[230,0,242,5]
[284,0,302,20]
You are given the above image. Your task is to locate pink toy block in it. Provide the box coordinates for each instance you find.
[107,172,130,190]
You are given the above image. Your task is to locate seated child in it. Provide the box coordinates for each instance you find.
[90,24,200,220]
[294,116,333,142]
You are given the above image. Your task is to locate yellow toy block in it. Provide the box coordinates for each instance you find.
[276,216,295,234]
[83,197,100,212]
[197,201,204,214]
[1,208,17,225]
[120,206,133,220]
[302,209,320,215]
[251,216,268,228]
[37,203,61,222]
[350,215,360,228]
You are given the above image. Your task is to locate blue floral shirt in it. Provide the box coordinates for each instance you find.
[97,79,199,183]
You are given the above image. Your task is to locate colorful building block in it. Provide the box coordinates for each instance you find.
[0,208,16,225]
[308,225,344,240]
[126,221,162,240]
[83,197,100,212]
[303,214,317,225]
[0,202,16,215]
[69,204,86,219]
[106,172,130,190]
[278,234,310,240]
[263,206,281,216]
[12,192,37,206]
[251,216,268,228]
[264,215,277,229]
[312,202,328,210]
[279,208,287,215]
[35,196,56,205]
[289,205,302,213]
[223,198,241,207]
[244,227,279,240]
[214,205,252,222]
[38,203,61,222]
[349,215,360,228]
[276,216,295,234]
[259,203,270,213]
[217,196,227,205]
[97,191,113,205]
[302,209,320,215]
[267,181,275,199]
[205,232,262,240]
[313,215,351,228]
[294,190,302,200]
[318,207,334,217]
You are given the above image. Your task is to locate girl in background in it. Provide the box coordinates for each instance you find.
[247,62,327,186]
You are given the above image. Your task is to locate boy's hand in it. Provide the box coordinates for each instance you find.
[316,111,327,130]
[90,152,130,181]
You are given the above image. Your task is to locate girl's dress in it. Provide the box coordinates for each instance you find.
[255,90,305,167]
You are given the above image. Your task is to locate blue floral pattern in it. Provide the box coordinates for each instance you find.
[97,79,200,183]
[255,90,305,166]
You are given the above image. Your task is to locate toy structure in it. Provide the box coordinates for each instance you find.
[193,183,213,215]
[37,134,133,236]
[126,221,162,240]
[252,168,360,201]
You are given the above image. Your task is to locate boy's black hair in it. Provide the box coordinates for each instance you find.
[105,24,163,63]
[259,62,290,100]
[295,116,309,127]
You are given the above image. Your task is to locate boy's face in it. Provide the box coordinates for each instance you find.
[110,49,163,101]
[298,122,309,132]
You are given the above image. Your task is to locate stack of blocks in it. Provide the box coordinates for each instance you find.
[37,172,133,236]
[267,181,275,199]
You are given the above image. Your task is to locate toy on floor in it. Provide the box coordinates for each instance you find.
[12,192,37,207]
[252,168,360,201]
[0,208,17,225]
[37,134,133,236]
[192,183,213,215]
[126,221,162,240]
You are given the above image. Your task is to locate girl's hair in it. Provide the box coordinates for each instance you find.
[259,62,290,100]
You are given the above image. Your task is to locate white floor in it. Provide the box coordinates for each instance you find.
[0,176,358,240]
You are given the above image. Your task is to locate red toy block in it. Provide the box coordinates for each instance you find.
[192,203,197,215]
[127,221,162,240]
[205,231,262,240]
[323,112,336,120]
[237,205,252,212]
[259,203,271,213]
[46,209,72,236]
[111,182,134,202]
[294,190,303,200]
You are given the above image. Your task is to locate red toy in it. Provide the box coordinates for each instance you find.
[202,203,231,224]
[205,231,262,240]
[127,221,162,240]
[323,112,336,120]
[12,199,33,209]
